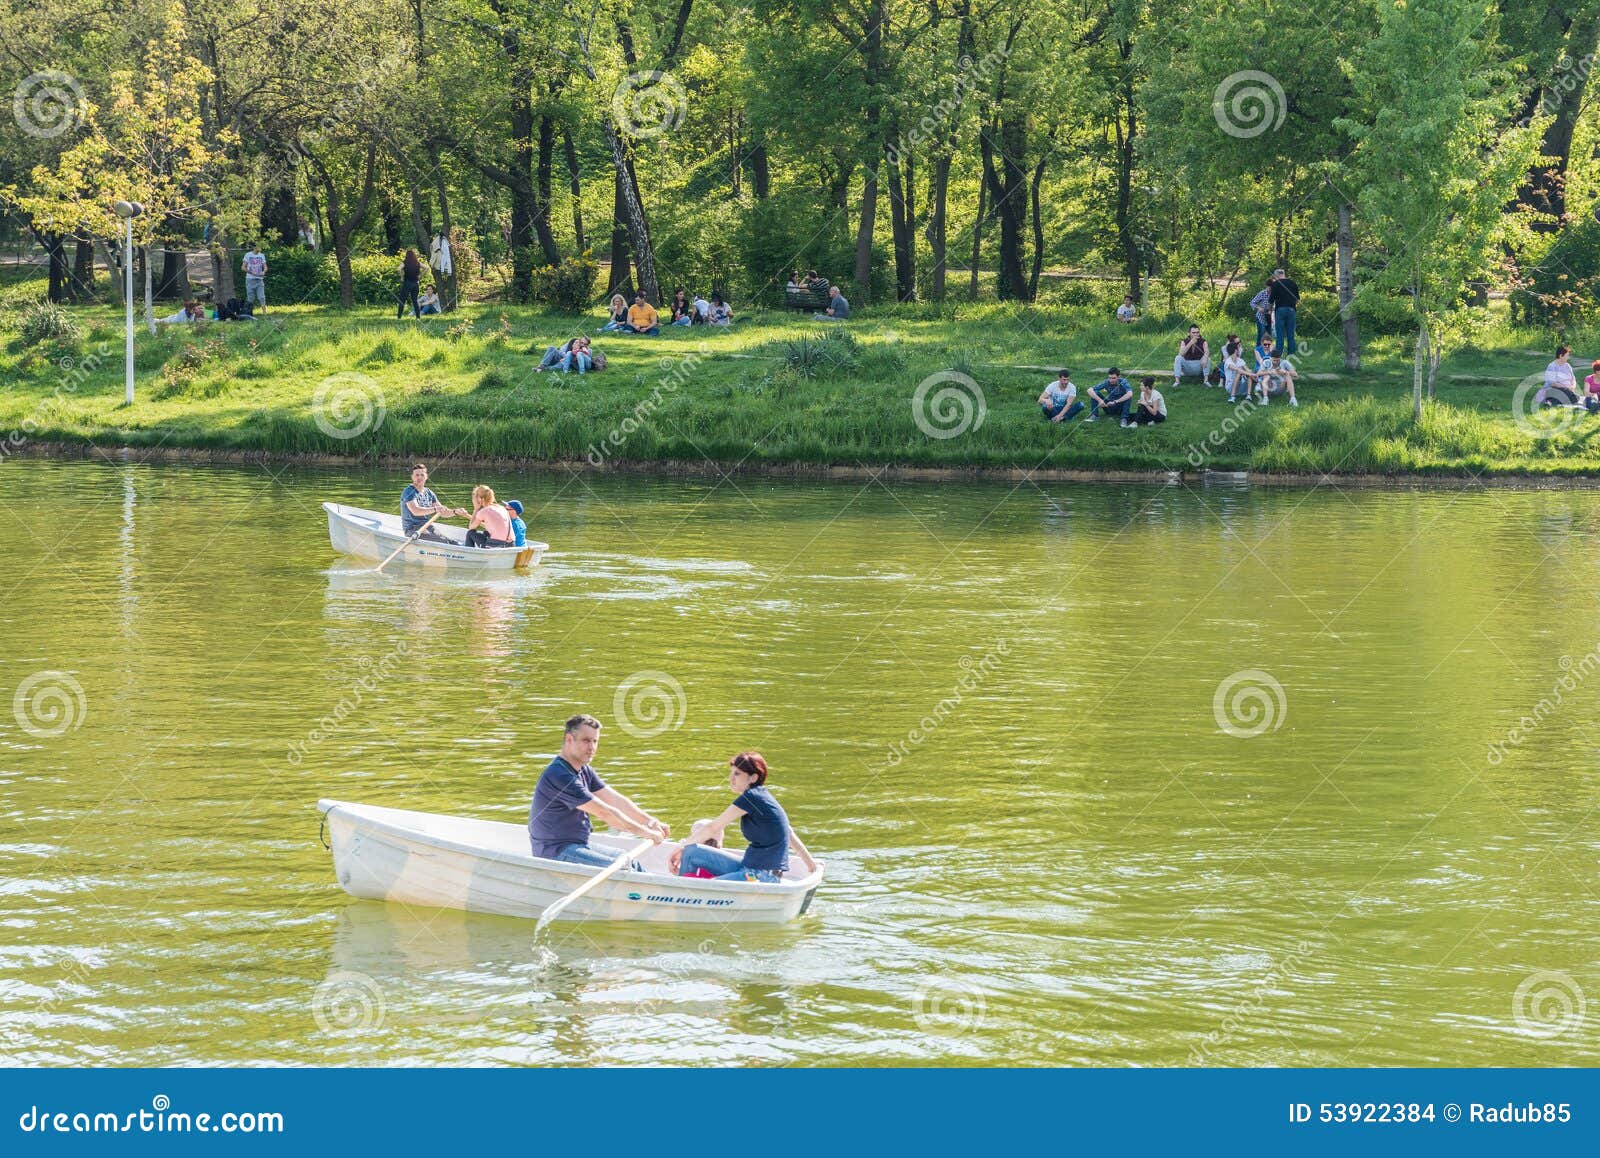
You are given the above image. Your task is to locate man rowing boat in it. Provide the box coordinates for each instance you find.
[401,463,466,542]
[528,714,670,868]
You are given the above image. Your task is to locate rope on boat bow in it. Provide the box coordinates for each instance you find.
[318,812,330,850]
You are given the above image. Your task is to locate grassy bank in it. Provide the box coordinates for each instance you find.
[2,288,1597,477]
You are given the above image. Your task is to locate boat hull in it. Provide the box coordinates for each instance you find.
[323,502,545,576]
[317,799,822,925]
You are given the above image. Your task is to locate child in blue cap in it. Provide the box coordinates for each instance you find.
[505,500,527,547]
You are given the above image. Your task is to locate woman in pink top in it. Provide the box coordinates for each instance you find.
[465,485,514,548]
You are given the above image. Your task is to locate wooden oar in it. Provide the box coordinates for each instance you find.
[535,837,656,935]
[372,512,440,574]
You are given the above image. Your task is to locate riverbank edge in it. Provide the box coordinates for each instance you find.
[11,438,1600,489]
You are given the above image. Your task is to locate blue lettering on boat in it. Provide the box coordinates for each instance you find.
[639,895,738,906]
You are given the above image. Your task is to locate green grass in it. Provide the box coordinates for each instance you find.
[1,294,1597,477]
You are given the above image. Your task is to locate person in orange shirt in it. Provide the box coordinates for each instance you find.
[625,292,660,335]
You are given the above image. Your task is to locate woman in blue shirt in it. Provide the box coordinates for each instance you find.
[671,752,818,882]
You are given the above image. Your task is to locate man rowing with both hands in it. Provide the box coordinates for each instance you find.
[401,463,467,542]
[528,714,670,869]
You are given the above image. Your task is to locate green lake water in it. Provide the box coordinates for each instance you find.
[1,458,1597,1066]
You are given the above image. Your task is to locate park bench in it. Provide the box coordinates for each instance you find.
[784,284,831,312]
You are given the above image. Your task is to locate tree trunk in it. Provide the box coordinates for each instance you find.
[96,239,124,307]
[428,150,459,311]
[854,145,880,301]
[608,170,633,298]
[748,138,770,199]
[1525,9,1600,231]
[1028,156,1047,302]
[1114,39,1141,302]
[37,229,68,303]
[70,234,96,301]
[158,241,190,300]
[603,119,659,303]
[212,236,236,303]
[142,246,156,335]
[1412,313,1427,421]
[380,186,404,254]
[535,113,560,263]
[981,117,1028,301]
[562,125,586,252]
[1427,343,1440,401]
[885,139,915,301]
[1336,199,1360,370]
[263,187,297,247]
[968,172,986,301]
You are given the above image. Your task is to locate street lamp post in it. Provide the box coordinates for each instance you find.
[112,201,144,405]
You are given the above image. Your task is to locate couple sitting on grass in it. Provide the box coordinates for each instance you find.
[401,464,528,548]
[599,291,664,336]
[535,335,605,374]
[1535,346,1600,412]
[528,715,819,883]
[1038,368,1167,427]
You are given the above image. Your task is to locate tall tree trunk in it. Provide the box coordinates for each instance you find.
[927,152,951,301]
[142,246,156,335]
[562,125,586,252]
[1525,8,1600,231]
[535,113,560,263]
[211,238,236,303]
[1412,311,1427,421]
[981,117,1028,301]
[158,236,189,300]
[608,171,633,298]
[96,239,124,307]
[885,139,916,301]
[1028,156,1047,301]
[603,120,659,303]
[968,172,986,301]
[427,150,459,311]
[854,140,881,301]
[1114,38,1141,302]
[37,229,68,303]
[748,138,770,199]
[70,234,95,301]
[379,186,404,254]
[1336,199,1360,370]
[313,144,379,309]
[263,187,297,247]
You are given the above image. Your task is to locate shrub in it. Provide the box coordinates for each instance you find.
[19,300,80,346]
[529,255,600,311]
[782,329,859,379]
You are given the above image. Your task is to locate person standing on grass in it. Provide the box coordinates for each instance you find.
[1038,370,1084,422]
[242,243,268,313]
[1173,326,1211,386]
[1085,368,1134,423]
[1129,377,1167,426]
[398,249,423,319]
[1268,267,1300,355]
[1249,276,1274,346]
[528,715,670,869]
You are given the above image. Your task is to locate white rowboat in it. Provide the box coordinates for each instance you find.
[323,502,547,576]
[317,799,824,925]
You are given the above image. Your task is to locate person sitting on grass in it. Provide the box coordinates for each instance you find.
[536,336,595,373]
[1173,325,1211,386]
[709,292,732,325]
[1584,360,1600,414]
[506,500,527,547]
[813,284,850,321]
[418,285,441,315]
[669,288,694,326]
[668,751,819,883]
[691,291,712,324]
[1127,377,1167,426]
[465,485,514,548]
[402,463,467,542]
[1545,346,1578,396]
[1085,368,1134,423]
[599,293,629,332]
[1038,370,1084,423]
[626,291,660,335]
[1223,341,1257,404]
[1116,295,1137,323]
[1257,351,1300,407]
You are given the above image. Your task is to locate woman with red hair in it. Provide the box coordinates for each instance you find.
[670,752,818,882]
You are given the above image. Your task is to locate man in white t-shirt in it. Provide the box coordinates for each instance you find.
[242,244,268,312]
[1037,370,1083,422]
[1257,353,1299,407]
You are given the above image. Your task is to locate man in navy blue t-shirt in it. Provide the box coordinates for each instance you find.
[528,714,670,867]
[400,463,466,540]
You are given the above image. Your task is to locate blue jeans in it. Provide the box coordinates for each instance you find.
[1254,315,1270,345]
[678,843,782,882]
[1274,307,1297,355]
[558,352,591,373]
[1042,400,1084,422]
[244,275,265,307]
[600,319,626,332]
[1087,393,1130,420]
[671,315,692,326]
[552,842,639,871]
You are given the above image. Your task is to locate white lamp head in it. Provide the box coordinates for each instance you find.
[112,200,145,219]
